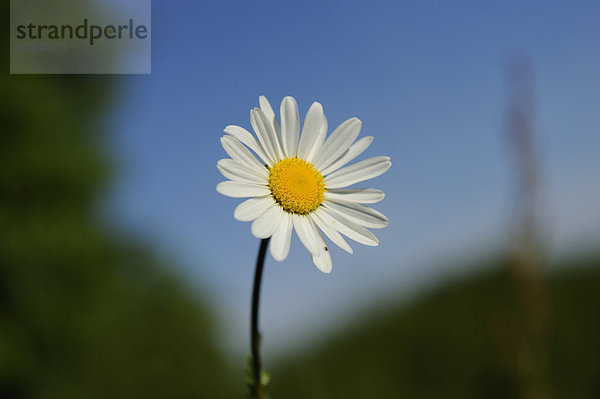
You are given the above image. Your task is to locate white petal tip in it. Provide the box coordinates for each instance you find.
[338,240,354,254]
[374,215,390,228]
[314,262,332,274]
[251,228,272,239]
[371,224,388,229]
[215,182,228,195]
[271,253,286,262]
[310,102,323,111]
[311,252,332,274]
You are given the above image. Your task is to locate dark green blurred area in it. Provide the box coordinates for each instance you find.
[2,6,600,399]
[0,6,234,397]
[270,255,600,399]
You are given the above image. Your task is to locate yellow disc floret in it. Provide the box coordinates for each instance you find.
[268,157,325,214]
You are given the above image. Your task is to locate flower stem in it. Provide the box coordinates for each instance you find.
[250,238,269,399]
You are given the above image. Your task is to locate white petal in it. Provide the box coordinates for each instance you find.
[311,211,353,254]
[259,96,283,155]
[316,207,379,246]
[258,109,285,161]
[280,96,300,158]
[320,136,374,176]
[234,196,274,222]
[314,118,361,171]
[297,102,327,163]
[216,181,270,198]
[258,96,278,129]
[311,250,332,274]
[251,108,284,164]
[223,125,271,165]
[251,203,282,238]
[217,159,266,184]
[324,200,389,229]
[220,135,269,177]
[270,213,293,261]
[249,109,275,165]
[324,156,391,189]
[303,220,332,273]
[292,214,322,256]
[324,188,385,204]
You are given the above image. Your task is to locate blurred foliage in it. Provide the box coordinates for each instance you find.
[271,254,600,399]
[0,5,235,398]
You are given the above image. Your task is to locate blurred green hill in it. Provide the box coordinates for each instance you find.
[0,8,236,398]
[270,254,600,399]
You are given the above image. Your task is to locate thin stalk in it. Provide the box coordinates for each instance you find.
[250,238,269,399]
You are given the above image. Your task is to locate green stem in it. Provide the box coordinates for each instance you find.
[250,238,269,399]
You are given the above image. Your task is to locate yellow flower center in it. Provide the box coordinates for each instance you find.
[268,157,325,214]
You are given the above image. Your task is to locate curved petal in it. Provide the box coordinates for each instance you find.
[270,212,293,261]
[297,102,327,163]
[217,159,266,184]
[300,219,331,273]
[311,248,332,274]
[223,125,270,165]
[324,188,385,204]
[311,211,353,254]
[320,136,374,176]
[234,195,274,222]
[280,96,300,158]
[251,108,284,164]
[292,214,322,256]
[315,207,379,246]
[323,200,389,229]
[324,156,391,189]
[259,96,283,156]
[314,117,361,171]
[216,181,270,198]
[220,135,269,177]
[251,203,282,238]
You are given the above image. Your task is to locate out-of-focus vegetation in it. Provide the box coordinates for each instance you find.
[0,7,235,397]
[271,254,600,399]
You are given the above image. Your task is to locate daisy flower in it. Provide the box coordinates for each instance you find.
[217,96,391,273]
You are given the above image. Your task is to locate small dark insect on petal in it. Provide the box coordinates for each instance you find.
[324,247,328,251]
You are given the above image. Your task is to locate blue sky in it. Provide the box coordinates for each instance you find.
[106,0,600,356]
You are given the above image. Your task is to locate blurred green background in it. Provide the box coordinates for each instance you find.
[2,1,600,399]
[0,26,233,399]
